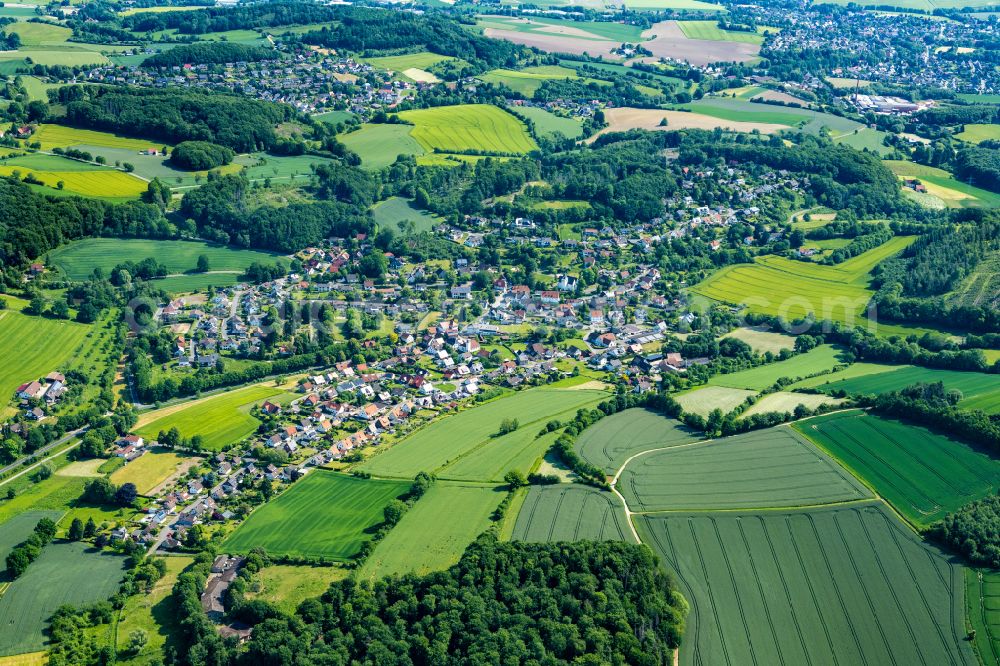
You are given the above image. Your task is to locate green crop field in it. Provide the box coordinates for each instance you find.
[624,0,726,10]
[135,385,291,450]
[794,410,1000,526]
[0,153,107,172]
[0,542,126,656]
[807,365,1000,413]
[0,297,92,407]
[47,238,282,282]
[708,345,846,391]
[675,386,756,417]
[224,472,410,560]
[788,362,901,389]
[619,426,871,512]
[967,568,1000,666]
[575,408,702,473]
[740,391,843,418]
[359,482,505,578]
[510,484,636,542]
[678,97,864,136]
[677,20,764,43]
[362,51,455,71]
[339,124,425,169]
[680,98,862,135]
[478,15,645,41]
[110,448,195,495]
[397,104,538,155]
[31,124,160,152]
[514,106,584,140]
[721,327,796,355]
[359,387,607,478]
[0,164,147,199]
[887,160,1000,208]
[638,503,975,666]
[480,66,580,95]
[436,429,567,483]
[833,127,894,156]
[0,48,109,74]
[3,21,71,45]
[692,237,915,323]
[0,511,63,574]
[371,197,440,235]
[312,110,355,125]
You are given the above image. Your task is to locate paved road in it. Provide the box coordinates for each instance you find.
[0,426,86,479]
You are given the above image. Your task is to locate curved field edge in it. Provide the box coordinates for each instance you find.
[791,410,1000,527]
[617,426,872,512]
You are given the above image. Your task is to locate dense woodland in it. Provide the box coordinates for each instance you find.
[0,178,166,276]
[53,86,292,153]
[934,494,1000,567]
[142,42,279,68]
[168,537,686,666]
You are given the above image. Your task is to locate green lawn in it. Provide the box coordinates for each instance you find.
[618,426,871,512]
[638,503,975,666]
[805,365,1000,413]
[3,22,71,46]
[47,238,282,282]
[135,385,291,451]
[359,482,505,578]
[244,564,349,614]
[358,387,608,479]
[707,345,846,391]
[575,408,702,474]
[794,410,1000,527]
[675,385,756,417]
[510,484,635,542]
[339,124,425,170]
[397,104,538,155]
[514,106,584,140]
[677,20,763,43]
[479,65,580,95]
[0,511,63,576]
[720,327,796,354]
[692,237,915,323]
[0,542,127,656]
[363,51,455,72]
[224,472,410,560]
[110,449,195,496]
[371,197,440,235]
[0,296,92,408]
[833,127,894,156]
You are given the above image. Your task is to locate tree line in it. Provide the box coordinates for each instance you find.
[53,85,293,153]
[167,536,686,666]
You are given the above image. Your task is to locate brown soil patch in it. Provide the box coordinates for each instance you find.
[591,108,786,142]
[641,21,760,66]
[750,89,808,105]
[483,28,620,59]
